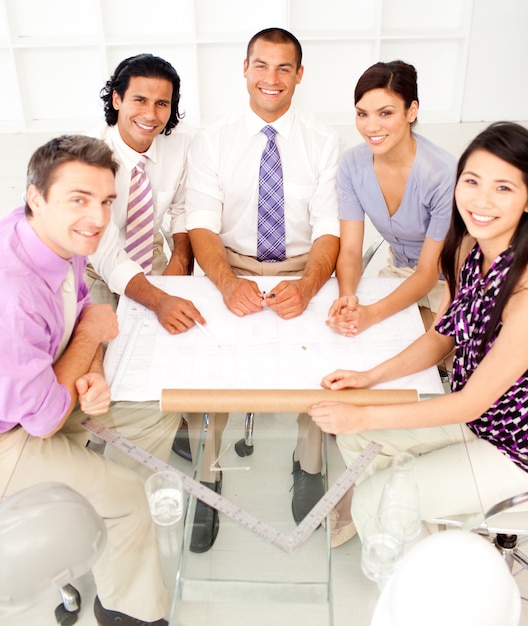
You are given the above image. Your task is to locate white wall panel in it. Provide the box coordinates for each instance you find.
[290,0,378,35]
[0,0,525,133]
[380,39,463,122]
[462,0,528,122]
[297,41,376,125]
[195,0,287,39]
[101,0,194,42]
[381,0,466,33]
[0,52,22,124]
[196,43,247,126]
[15,48,104,131]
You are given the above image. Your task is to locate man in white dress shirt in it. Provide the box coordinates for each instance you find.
[86,53,204,333]
[179,28,341,552]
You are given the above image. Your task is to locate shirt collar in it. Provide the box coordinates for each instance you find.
[244,104,295,140]
[15,208,73,293]
[108,124,159,171]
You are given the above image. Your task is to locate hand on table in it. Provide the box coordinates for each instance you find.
[222,277,264,317]
[321,369,372,391]
[155,294,206,334]
[263,279,311,319]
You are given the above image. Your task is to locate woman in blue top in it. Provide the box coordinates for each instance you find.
[327,60,456,336]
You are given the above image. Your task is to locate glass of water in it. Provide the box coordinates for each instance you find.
[361,516,404,589]
[145,470,184,526]
[377,452,422,543]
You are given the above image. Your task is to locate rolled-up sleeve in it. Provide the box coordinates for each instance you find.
[185,133,224,234]
[88,218,142,295]
[0,299,71,436]
[308,133,341,242]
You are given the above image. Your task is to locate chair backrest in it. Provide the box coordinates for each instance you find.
[362,236,384,274]
[483,491,528,535]
[0,482,107,617]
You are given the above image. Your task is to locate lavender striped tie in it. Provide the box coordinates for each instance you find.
[257,126,286,262]
[125,155,154,275]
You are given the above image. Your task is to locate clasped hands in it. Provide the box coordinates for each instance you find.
[223,276,310,319]
[326,294,374,336]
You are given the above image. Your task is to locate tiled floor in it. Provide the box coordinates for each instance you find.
[2,130,528,625]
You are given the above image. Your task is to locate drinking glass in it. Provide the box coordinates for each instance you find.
[145,470,184,526]
[361,516,405,589]
[377,452,422,542]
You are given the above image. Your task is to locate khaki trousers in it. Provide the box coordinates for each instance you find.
[379,246,445,315]
[338,424,528,542]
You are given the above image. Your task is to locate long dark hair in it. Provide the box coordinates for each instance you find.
[440,121,528,354]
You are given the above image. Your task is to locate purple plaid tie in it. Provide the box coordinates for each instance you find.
[124,155,154,275]
[257,125,286,262]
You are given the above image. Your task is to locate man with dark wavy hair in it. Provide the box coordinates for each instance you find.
[86,53,205,334]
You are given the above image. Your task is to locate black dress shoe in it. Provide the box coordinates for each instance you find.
[190,473,222,553]
[291,458,325,524]
[172,419,192,462]
[94,595,168,625]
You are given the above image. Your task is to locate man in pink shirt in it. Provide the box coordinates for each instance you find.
[0,135,174,626]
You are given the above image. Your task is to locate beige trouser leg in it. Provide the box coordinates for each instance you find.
[186,412,229,483]
[294,413,324,474]
[102,401,181,479]
[1,407,171,622]
[378,247,446,315]
[337,424,500,542]
[84,265,119,309]
[351,433,528,542]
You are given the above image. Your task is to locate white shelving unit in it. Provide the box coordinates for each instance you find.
[0,0,525,135]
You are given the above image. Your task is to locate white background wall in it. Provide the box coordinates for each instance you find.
[0,0,527,212]
[1,0,527,135]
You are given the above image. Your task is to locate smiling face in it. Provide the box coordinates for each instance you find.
[243,39,303,123]
[355,88,417,155]
[27,161,116,259]
[455,149,528,256]
[112,75,173,153]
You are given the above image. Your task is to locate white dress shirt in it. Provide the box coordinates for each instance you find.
[185,105,341,258]
[87,122,194,295]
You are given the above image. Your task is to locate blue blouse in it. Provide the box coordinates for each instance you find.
[337,133,456,268]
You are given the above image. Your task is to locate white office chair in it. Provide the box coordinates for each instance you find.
[475,491,528,572]
[0,482,107,625]
[234,237,386,457]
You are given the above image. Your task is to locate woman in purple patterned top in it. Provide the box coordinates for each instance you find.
[308,121,528,542]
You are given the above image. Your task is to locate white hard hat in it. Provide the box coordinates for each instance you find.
[0,482,107,616]
[371,530,521,626]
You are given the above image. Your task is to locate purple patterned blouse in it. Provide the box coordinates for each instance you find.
[436,243,528,472]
